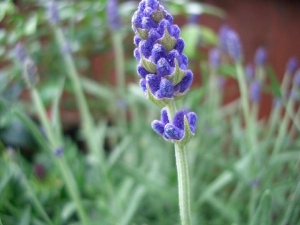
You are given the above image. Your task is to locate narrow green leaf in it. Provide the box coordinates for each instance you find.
[250,190,272,225]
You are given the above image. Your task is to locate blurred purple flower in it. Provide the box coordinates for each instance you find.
[245,63,254,83]
[14,42,28,64]
[47,1,60,25]
[294,69,300,87]
[254,47,267,66]
[54,147,64,156]
[219,25,242,62]
[286,57,298,75]
[209,47,221,69]
[107,0,121,30]
[249,80,261,103]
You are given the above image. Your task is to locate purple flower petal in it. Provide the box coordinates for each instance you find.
[164,124,184,140]
[151,44,167,63]
[156,58,172,77]
[175,38,185,54]
[157,78,174,98]
[137,65,149,78]
[146,74,160,93]
[187,112,197,133]
[161,107,169,124]
[175,70,193,93]
[139,79,147,92]
[151,120,165,136]
[173,110,186,130]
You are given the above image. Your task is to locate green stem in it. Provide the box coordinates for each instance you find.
[53,25,104,164]
[175,144,191,225]
[112,31,126,128]
[167,101,192,225]
[30,87,89,225]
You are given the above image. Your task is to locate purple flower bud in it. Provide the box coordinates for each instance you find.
[132,0,193,101]
[188,14,199,24]
[47,1,60,25]
[218,25,242,62]
[286,57,298,75]
[249,80,261,103]
[151,108,197,141]
[254,47,267,66]
[226,30,242,62]
[54,147,64,156]
[22,58,39,88]
[209,48,221,69]
[293,69,300,87]
[245,63,254,83]
[14,42,28,64]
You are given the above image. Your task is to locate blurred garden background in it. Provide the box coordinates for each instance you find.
[0,0,300,225]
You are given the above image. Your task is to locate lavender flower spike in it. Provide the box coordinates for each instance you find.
[132,0,193,106]
[286,57,298,75]
[209,47,221,70]
[219,25,242,62]
[249,80,261,103]
[106,0,121,31]
[152,107,197,146]
[254,47,267,66]
[47,1,60,25]
[14,42,28,64]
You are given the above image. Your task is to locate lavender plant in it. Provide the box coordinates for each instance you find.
[132,0,197,224]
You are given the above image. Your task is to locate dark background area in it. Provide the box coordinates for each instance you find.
[201,0,300,77]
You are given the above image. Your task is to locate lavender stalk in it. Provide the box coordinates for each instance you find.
[15,43,89,225]
[107,0,127,128]
[132,1,197,224]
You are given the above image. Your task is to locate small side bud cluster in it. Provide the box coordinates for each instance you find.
[132,0,197,144]
[106,0,121,31]
[218,25,242,62]
[152,108,197,146]
[14,42,38,88]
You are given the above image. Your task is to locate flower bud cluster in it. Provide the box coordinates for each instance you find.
[132,0,197,144]
[132,0,193,106]
[14,43,38,88]
[152,108,197,146]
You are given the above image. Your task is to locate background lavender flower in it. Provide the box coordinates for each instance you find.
[22,58,39,87]
[106,0,121,31]
[209,47,221,69]
[293,69,300,87]
[249,80,261,103]
[47,1,60,25]
[286,57,298,74]
[219,25,242,62]
[245,63,254,83]
[132,0,193,104]
[14,42,28,63]
[254,47,267,66]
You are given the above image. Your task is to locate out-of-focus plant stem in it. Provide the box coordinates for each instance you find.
[30,88,89,225]
[53,25,104,166]
[112,31,126,129]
